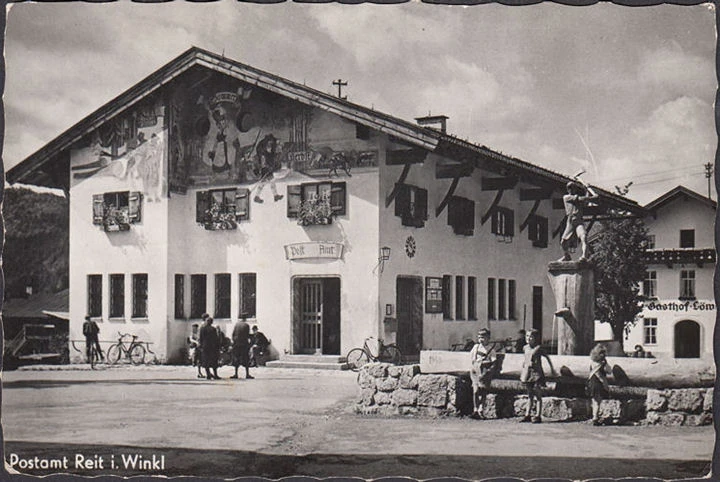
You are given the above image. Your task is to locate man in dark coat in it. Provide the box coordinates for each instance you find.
[82,315,103,362]
[249,325,270,367]
[198,314,221,380]
[230,314,253,379]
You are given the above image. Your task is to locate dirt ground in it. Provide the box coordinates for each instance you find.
[1,365,713,480]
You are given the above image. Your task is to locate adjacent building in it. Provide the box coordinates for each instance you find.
[7,47,643,363]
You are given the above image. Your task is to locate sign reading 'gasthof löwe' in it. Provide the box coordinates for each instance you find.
[284,242,344,260]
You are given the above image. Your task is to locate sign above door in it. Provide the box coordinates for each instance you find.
[285,242,344,261]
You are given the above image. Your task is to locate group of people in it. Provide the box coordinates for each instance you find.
[190,313,270,380]
[469,328,611,426]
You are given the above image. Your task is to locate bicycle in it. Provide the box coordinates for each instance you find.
[107,332,146,365]
[345,336,402,371]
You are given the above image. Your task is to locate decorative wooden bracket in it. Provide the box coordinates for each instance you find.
[434,161,474,217]
[520,199,541,233]
[552,215,568,239]
[479,176,518,225]
[385,163,413,208]
[436,176,461,217]
[519,188,552,233]
[386,148,428,166]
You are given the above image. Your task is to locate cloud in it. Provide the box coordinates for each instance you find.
[637,41,716,99]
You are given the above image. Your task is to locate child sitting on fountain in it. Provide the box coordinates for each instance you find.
[588,343,612,426]
[520,329,556,423]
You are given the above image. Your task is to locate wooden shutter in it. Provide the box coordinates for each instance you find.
[415,187,428,221]
[464,197,475,235]
[92,194,104,225]
[490,208,499,235]
[196,191,210,223]
[394,183,410,218]
[330,182,346,215]
[128,191,142,223]
[236,188,250,221]
[505,208,515,237]
[287,185,302,218]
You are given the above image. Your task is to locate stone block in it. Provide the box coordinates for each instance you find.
[367,363,389,378]
[685,413,712,426]
[399,365,421,389]
[667,389,704,413]
[448,376,473,414]
[646,412,685,426]
[622,399,646,422]
[392,389,418,407]
[359,387,375,406]
[387,365,403,378]
[514,395,530,417]
[541,397,589,421]
[597,399,622,423]
[417,375,449,408]
[481,394,500,419]
[357,370,376,389]
[704,388,713,413]
[646,389,667,411]
[376,377,399,392]
[374,391,392,406]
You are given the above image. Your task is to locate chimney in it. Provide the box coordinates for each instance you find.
[415,114,449,133]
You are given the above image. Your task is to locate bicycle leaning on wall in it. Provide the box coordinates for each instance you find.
[345,336,402,371]
[107,332,146,365]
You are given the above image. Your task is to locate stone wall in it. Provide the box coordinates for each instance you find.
[354,363,711,426]
[644,388,713,426]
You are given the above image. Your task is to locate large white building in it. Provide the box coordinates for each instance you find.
[623,186,716,360]
[7,48,642,363]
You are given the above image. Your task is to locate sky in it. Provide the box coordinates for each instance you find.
[3,2,717,205]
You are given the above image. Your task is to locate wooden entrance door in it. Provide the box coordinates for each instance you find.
[396,276,423,356]
[299,279,323,354]
[674,320,701,358]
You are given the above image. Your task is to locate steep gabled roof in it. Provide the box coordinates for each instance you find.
[644,185,717,213]
[7,46,642,215]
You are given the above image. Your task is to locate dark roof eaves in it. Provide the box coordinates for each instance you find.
[644,185,717,212]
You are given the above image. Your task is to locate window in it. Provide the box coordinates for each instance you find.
[643,271,657,299]
[174,274,185,319]
[393,183,428,228]
[132,274,148,318]
[287,182,347,222]
[498,279,507,320]
[491,207,515,238]
[455,276,465,320]
[448,196,475,236]
[528,215,548,248]
[646,235,656,250]
[643,318,658,345]
[92,191,142,231]
[442,275,453,320]
[109,274,125,318]
[87,274,102,318]
[190,274,207,319]
[487,278,496,320]
[238,273,257,318]
[468,276,477,320]
[680,270,696,299]
[215,273,231,319]
[508,279,516,320]
[196,188,249,230]
[680,229,695,248]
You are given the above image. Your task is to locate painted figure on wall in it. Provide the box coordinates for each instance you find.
[253,133,287,203]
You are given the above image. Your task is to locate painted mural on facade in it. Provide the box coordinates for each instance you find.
[168,75,378,200]
[71,96,166,202]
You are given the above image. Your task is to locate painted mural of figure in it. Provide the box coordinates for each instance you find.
[253,134,288,203]
[196,91,243,178]
[134,133,164,202]
[559,178,598,262]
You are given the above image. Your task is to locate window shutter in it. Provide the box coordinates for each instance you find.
[236,188,250,221]
[196,191,210,223]
[395,183,410,218]
[330,182,347,215]
[465,198,475,235]
[490,209,499,235]
[448,196,459,229]
[92,194,105,225]
[415,187,428,221]
[128,191,142,223]
[506,209,515,237]
[287,185,302,218]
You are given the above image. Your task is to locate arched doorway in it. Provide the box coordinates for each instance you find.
[674,320,701,358]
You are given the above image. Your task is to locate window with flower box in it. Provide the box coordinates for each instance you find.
[92,191,142,232]
[287,181,346,225]
[394,183,428,228]
[196,188,250,230]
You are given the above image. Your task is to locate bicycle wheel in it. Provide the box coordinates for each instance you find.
[130,344,146,365]
[380,344,402,365]
[346,348,369,372]
[106,344,121,365]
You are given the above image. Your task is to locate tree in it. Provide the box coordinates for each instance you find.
[590,217,649,349]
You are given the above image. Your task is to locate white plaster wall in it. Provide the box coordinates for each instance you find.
[379,150,568,350]
[69,126,169,361]
[647,197,715,249]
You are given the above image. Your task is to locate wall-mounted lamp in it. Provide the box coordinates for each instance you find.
[378,246,391,273]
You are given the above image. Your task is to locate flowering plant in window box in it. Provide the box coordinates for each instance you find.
[297,194,333,226]
[203,201,238,230]
[103,205,130,232]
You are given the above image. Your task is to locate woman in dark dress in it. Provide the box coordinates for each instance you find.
[198,314,221,380]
